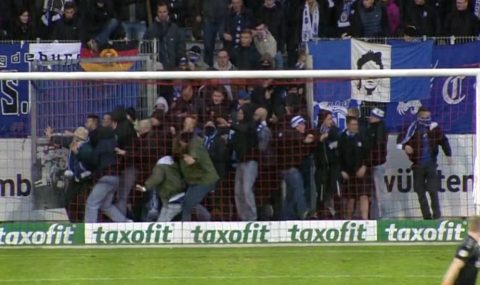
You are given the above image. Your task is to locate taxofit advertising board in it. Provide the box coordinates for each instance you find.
[0,220,466,246]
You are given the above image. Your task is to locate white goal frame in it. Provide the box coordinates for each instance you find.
[0,68,479,214]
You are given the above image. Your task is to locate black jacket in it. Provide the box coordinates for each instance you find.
[364,121,388,167]
[52,17,80,41]
[230,103,258,162]
[93,127,120,176]
[231,45,261,70]
[405,3,440,36]
[352,2,389,37]
[82,0,116,40]
[144,19,186,70]
[338,131,368,175]
[196,0,229,23]
[205,134,229,179]
[8,21,36,41]
[443,10,479,36]
[223,8,255,48]
[288,0,332,47]
[314,126,341,169]
[114,0,148,22]
[256,3,286,52]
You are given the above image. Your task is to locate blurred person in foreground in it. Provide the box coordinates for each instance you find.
[442,216,480,285]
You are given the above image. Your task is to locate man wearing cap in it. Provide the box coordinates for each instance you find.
[187,45,210,70]
[365,107,389,219]
[397,107,452,219]
[276,115,316,220]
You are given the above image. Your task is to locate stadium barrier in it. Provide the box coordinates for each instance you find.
[0,220,467,246]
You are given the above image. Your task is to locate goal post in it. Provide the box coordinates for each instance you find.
[0,68,478,224]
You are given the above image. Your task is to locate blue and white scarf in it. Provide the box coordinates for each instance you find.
[302,2,320,42]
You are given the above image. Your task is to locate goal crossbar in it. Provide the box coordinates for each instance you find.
[0,68,479,81]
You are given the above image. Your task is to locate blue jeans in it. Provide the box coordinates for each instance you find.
[234,161,258,221]
[182,183,215,221]
[370,164,392,219]
[95,18,120,46]
[115,166,136,216]
[203,20,221,66]
[274,51,285,70]
[85,175,127,223]
[282,168,308,220]
[122,21,146,41]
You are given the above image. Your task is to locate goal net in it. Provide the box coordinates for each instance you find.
[15,69,478,222]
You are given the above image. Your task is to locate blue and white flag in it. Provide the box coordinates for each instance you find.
[310,39,433,103]
[0,43,30,138]
[385,41,479,134]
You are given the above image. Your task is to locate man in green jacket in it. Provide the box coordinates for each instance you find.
[137,155,185,222]
[175,132,219,221]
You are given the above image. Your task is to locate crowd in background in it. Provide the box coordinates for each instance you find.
[0,0,479,70]
[44,78,452,222]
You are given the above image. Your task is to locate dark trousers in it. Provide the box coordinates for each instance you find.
[412,162,441,219]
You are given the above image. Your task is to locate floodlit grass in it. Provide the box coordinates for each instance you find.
[0,245,455,285]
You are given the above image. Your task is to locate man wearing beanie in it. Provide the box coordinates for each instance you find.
[365,107,388,219]
[277,114,316,220]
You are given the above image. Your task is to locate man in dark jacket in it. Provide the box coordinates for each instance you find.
[222,0,255,54]
[287,0,332,67]
[314,110,341,218]
[144,1,186,70]
[256,0,286,68]
[352,0,389,37]
[203,121,229,180]
[405,0,440,36]
[195,0,229,66]
[365,108,388,219]
[396,107,452,219]
[443,0,479,36]
[170,84,205,122]
[51,1,80,41]
[219,103,259,221]
[82,0,120,50]
[85,127,129,223]
[278,115,317,220]
[338,116,372,220]
[231,29,261,70]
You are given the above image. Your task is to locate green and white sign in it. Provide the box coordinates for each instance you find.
[0,223,83,245]
[378,220,467,242]
[85,222,182,244]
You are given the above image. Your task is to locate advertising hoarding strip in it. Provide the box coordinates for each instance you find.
[0,220,467,246]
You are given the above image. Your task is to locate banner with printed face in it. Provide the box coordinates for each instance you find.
[310,39,433,103]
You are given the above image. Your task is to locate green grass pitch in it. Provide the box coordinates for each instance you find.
[0,245,458,285]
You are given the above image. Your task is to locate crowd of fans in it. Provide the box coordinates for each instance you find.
[0,0,478,70]
[44,79,452,222]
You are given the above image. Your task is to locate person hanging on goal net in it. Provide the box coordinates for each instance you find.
[442,216,480,285]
